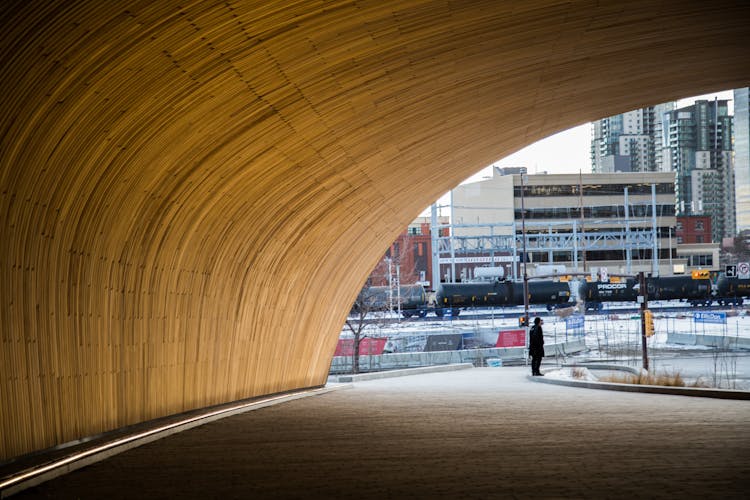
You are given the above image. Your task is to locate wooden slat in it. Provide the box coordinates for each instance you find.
[1,0,749,460]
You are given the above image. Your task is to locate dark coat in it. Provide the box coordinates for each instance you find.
[529,324,545,357]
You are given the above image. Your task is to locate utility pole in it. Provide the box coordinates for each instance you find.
[386,257,393,313]
[520,174,530,332]
[651,184,658,276]
[450,190,456,283]
[430,202,440,290]
[395,263,401,319]
[624,187,632,274]
[668,226,673,271]
[573,220,579,271]
[579,170,587,272]
[639,271,649,371]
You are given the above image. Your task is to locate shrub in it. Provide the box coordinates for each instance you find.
[598,370,709,387]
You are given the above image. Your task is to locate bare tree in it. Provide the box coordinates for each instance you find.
[344,288,383,374]
[368,234,419,286]
[722,230,750,266]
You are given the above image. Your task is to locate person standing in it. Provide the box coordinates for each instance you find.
[529,317,545,376]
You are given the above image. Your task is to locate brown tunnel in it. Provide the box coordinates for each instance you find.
[1,0,749,459]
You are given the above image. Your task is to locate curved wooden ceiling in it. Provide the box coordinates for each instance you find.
[1,0,748,458]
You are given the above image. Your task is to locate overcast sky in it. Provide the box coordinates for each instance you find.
[424,89,735,215]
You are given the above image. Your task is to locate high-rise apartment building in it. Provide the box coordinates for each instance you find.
[662,99,735,243]
[591,103,674,173]
[734,88,750,233]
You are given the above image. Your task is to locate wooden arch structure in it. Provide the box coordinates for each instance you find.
[1,1,748,459]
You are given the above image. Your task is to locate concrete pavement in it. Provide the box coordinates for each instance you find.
[15,367,750,499]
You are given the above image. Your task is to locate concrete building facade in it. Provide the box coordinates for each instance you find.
[735,88,750,233]
[451,170,682,278]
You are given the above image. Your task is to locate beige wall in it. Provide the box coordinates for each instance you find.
[453,173,515,236]
[676,244,722,272]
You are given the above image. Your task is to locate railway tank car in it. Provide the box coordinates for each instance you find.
[513,280,573,309]
[716,276,750,306]
[579,275,714,310]
[578,279,637,309]
[646,275,712,304]
[353,284,427,316]
[436,280,572,312]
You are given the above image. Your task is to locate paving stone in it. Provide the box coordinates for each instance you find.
[16,367,750,499]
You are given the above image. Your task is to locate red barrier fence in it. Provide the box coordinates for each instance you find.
[335,337,388,356]
[496,329,526,348]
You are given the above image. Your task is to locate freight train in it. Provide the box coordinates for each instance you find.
[578,275,750,310]
[355,284,460,318]
[356,273,750,318]
[578,276,711,311]
[436,280,572,312]
[354,280,571,317]
[353,284,429,316]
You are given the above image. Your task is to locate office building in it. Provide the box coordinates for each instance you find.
[449,170,693,278]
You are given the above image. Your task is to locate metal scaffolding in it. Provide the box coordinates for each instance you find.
[430,182,665,283]
[433,219,658,282]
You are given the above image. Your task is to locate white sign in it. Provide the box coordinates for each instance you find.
[693,311,727,324]
[438,256,518,264]
[599,267,608,282]
[597,283,627,290]
[739,262,750,280]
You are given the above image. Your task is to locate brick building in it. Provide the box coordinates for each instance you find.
[367,217,448,289]
[675,215,712,244]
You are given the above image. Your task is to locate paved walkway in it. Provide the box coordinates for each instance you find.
[16,367,750,499]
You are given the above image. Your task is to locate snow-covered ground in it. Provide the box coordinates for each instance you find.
[343,305,750,349]
[342,305,750,389]
[544,366,600,381]
[344,304,748,360]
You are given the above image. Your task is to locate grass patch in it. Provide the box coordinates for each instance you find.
[599,370,710,388]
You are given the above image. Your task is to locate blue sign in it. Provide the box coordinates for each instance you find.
[565,314,585,330]
[693,311,726,324]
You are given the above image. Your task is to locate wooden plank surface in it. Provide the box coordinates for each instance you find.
[1,0,749,460]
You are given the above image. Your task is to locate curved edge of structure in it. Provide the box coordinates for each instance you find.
[0,384,351,498]
[531,365,750,400]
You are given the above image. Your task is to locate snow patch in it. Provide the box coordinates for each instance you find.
[544,367,599,381]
